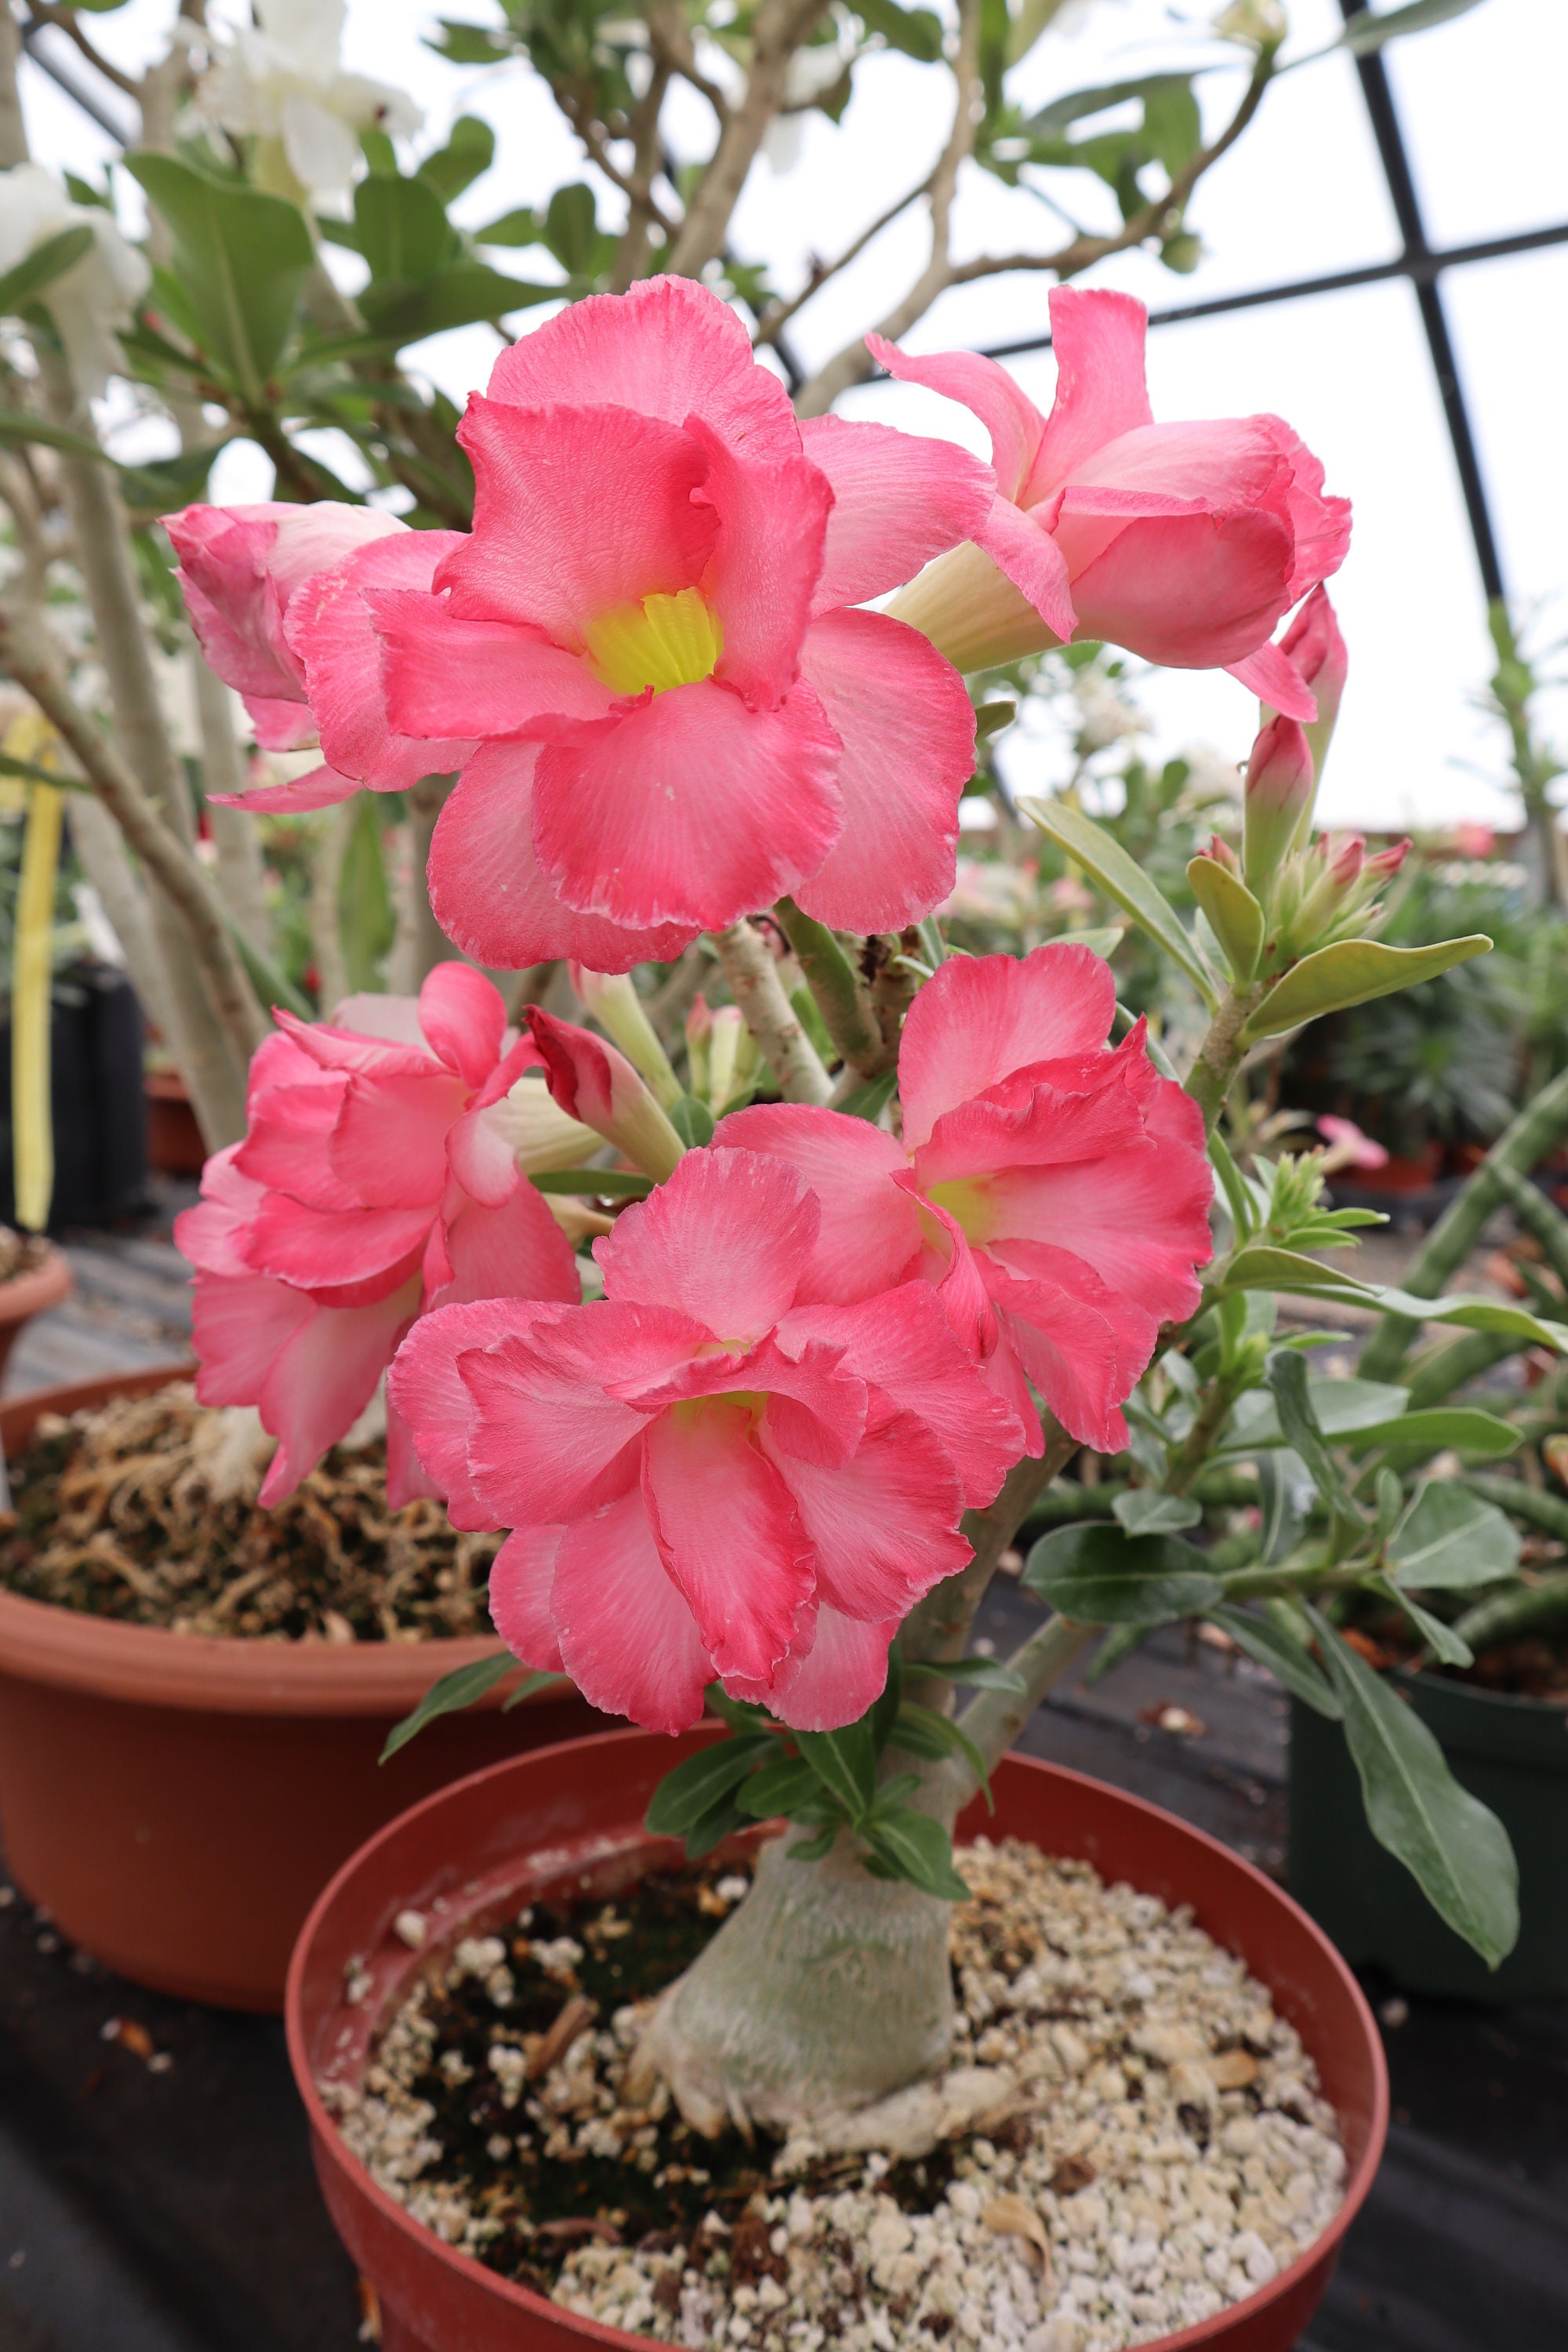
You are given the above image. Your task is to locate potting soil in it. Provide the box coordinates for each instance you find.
[0,1382,499,1639]
[327,1836,1346,2352]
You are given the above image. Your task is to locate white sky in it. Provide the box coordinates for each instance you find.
[15,0,1568,833]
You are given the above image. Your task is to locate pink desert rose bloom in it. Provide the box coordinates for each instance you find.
[164,500,473,812]
[1317,1116,1389,1174]
[359,274,997,972]
[876,287,1350,720]
[389,1148,1025,1733]
[174,964,585,1505]
[717,945,1214,1455]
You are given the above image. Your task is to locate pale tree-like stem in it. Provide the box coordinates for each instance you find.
[953,1612,1096,1786]
[1184,980,1263,1133]
[309,800,354,1016]
[902,1431,1076,1675]
[406,775,456,985]
[608,53,675,293]
[193,658,271,952]
[69,790,176,1044]
[665,0,831,278]
[713,918,833,1103]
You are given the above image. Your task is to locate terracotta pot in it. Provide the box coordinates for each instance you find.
[0,1240,71,1383]
[144,1068,207,1175]
[0,1367,605,2010]
[287,1728,1388,2352]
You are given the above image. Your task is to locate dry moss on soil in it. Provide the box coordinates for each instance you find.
[0,1382,499,1639]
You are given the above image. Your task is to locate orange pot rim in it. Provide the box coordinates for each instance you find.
[0,1243,72,1326]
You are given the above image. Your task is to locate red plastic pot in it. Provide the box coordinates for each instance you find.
[0,1368,604,2010]
[0,1240,71,1381]
[287,1728,1388,2352]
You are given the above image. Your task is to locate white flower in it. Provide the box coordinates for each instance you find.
[0,163,148,397]
[197,0,422,201]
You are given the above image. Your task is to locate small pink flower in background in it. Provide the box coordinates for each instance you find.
[390,1149,1025,1733]
[164,501,472,812]
[718,945,1214,1454]
[353,274,994,971]
[1317,1115,1390,1174]
[176,964,586,1505]
[1453,822,1496,860]
[875,287,1350,718]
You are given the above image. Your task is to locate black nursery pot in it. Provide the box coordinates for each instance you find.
[0,963,148,1226]
[1289,1673,1568,2002]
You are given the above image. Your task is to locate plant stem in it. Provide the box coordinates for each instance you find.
[1453,1571,1568,1654]
[902,1440,1073,1682]
[1460,1473,1568,1543]
[1184,982,1263,1133]
[1359,1060,1568,1379]
[774,898,880,1073]
[712,918,832,1105]
[955,1613,1097,1786]
[1165,1373,1247,1495]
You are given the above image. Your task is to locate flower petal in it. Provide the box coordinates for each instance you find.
[898,942,1118,1149]
[790,608,973,933]
[209,762,360,814]
[329,1065,467,1209]
[287,528,474,789]
[971,495,1076,644]
[426,742,699,975]
[443,399,718,641]
[551,1486,713,1733]
[372,590,618,741]
[713,1103,918,1306]
[689,416,831,707]
[488,275,800,461]
[432,1176,581,1312]
[865,335,1045,506]
[764,1404,967,1622]
[486,1526,566,1674]
[983,1136,1213,1328]
[1022,287,1154,503]
[799,414,996,614]
[597,1146,820,1337]
[387,1296,576,1530]
[256,1279,419,1505]
[982,1244,1156,1455]
[532,675,842,933]
[757,1602,898,1733]
[641,1401,814,1682]
[419,960,508,1087]
[1068,508,1297,671]
[1225,635,1319,723]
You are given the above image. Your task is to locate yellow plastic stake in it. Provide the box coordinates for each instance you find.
[5,711,65,1232]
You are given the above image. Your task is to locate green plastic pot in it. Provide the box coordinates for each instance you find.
[1289,1672,1568,2002]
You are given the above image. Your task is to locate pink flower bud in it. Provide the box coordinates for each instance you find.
[1243,716,1316,887]
[1202,832,1243,875]
[1327,834,1366,888]
[1279,586,1348,782]
[526,1008,685,1181]
[1366,838,1411,880]
[566,964,683,1109]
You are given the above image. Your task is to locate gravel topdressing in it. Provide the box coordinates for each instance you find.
[325,1835,1347,2352]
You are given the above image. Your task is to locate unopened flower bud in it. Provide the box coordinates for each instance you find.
[1243,716,1316,888]
[1366,838,1410,881]
[1203,831,1243,876]
[684,993,713,1105]
[525,1009,685,1181]
[1276,586,1348,784]
[1214,0,1287,46]
[707,1004,746,1115]
[567,964,683,1110]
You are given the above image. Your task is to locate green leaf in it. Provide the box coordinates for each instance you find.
[338,793,395,992]
[1386,1294,1568,1353]
[1021,795,1218,1006]
[0,223,94,319]
[0,410,108,463]
[1370,1574,1474,1669]
[1240,935,1492,1043]
[1307,1609,1518,1965]
[379,1650,516,1761]
[1355,1407,1521,1461]
[1207,1603,1341,1719]
[856,0,946,60]
[529,1168,652,1197]
[1255,1449,1308,1565]
[795,1722,878,1820]
[543,183,602,275]
[1024,71,1200,140]
[361,262,557,342]
[1266,1350,1353,1512]
[1022,1521,1221,1624]
[786,1825,838,1863]
[1339,0,1483,54]
[126,153,314,401]
[735,1752,829,1820]
[351,173,455,284]
[418,115,496,202]
[887,1702,993,1810]
[670,1094,716,1148]
[474,207,539,248]
[500,1671,571,1711]
[915,1655,1027,1693]
[1227,1377,1412,1448]
[644,1735,777,1836]
[702,1684,776,1733]
[426,20,513,64]
[837,1067,899,1123]
[1186,856,1262,982]
[1388,1482,1521,1590]
[860,1808,971,1900]
[681,1794,750,1859]
[1083,1618,1160,1684]
[1112,1489,1203,1536]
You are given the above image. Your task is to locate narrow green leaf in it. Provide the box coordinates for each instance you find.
[702,1685,776,1733]
[1227,1377,1413,1448]
[1083,1619,1160,1684]
[1355,1407,1521,1461]
[1255,1449,1309,1564]
[529,1168,652,1197]
[734,1753,825,1819]
[1240,935,1492,1043]
[1021,795,1218,1006]
[338,793,395,992]
[351,173,455,284]
[1340,0,1483,54]
[1267,1350,1352,1512]
[379,1650,516,1762]
[1186,856,1263,982]
[1112,1489,1203,1536]
[644,1735,776,1836]
[1207,1603,1341,1719]
[1370,1574,1474,1668]
[888,1702,993,1810]
[0,409,115,462]
[1208,1127,1257,1242]
[1388,1482,1521,1590]
[361,262,557,341]
[1022,1521,1221,1624]
[670,1094,716,1147]
[473,206,539,248]
[1308,1608,1518,1965]
[0,223,94,319]
[855,0,946,60]
[837,1067,899,1123]
[796,1722,878,1820]
[683,1794,750,1859]
[915,1655,1027,1693]
[499,1670,571,1711]
[860,1809,971,1900]
[786,1825,838,1863]
[868,1641,904,1753]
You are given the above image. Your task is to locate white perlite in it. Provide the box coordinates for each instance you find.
[327,1837,1346,2352]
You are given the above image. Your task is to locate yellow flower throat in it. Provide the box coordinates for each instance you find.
[583,588,723,698]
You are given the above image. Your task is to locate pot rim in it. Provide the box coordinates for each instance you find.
[1391,1663,1568,1719]
[0,1365,537,1719]
[0,1243,72,1326]
[286,1725,1390,2352]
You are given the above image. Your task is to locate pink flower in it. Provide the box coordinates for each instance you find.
[164,500,473,812]
[389,1148,1025,1733]
[717,945,1214,1454]
[1317,1115,1389,1173]
[354,275,995,972]
[874,288,1350,719]
[175,964,585,1504]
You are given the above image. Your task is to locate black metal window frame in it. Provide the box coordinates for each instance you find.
[19,1,1564,607]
